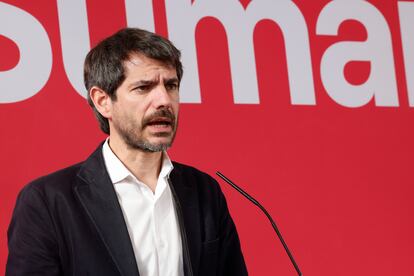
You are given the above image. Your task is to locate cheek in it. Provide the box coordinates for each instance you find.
[114,106,141,126]
[124,101,147,119]
[172,96,180,113]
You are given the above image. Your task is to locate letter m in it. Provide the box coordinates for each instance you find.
[166,0,315,104]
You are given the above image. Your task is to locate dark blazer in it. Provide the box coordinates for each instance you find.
[6,145,248,276]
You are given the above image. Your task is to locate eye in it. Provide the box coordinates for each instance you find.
[165,83,179,91]
[132,85,151,93]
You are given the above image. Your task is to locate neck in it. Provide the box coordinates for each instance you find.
[108,135,163,193]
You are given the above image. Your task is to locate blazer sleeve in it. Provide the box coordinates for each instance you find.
[6,184,62,276]
[217,185,248,276]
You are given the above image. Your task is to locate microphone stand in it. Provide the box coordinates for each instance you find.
[216,171,302,276]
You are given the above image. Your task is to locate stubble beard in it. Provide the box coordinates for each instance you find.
[123,128,176,152]
[113,109,177,153]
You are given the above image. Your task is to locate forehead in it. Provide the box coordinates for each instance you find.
[123,53,177,79]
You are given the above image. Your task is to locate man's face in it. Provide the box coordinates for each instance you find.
[109,53,179,152]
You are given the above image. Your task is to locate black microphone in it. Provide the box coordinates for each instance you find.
[216,171,302,276]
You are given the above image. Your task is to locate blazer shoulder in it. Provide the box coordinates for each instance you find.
[172,161,216,180]
[24,162,84,195]
[171,161,222,193]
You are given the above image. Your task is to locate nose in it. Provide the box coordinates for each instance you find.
[152,84,173,109]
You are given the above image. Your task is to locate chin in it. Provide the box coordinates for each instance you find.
[150,139,173,148]
[149,133,174,142]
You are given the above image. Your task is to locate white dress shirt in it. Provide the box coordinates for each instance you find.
[102,140,183,276]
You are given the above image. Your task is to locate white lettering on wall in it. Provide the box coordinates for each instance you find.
[317,1,398,107]
[398,1,414,107]
[166,0,315,104]
[125,0,155,32]
[57,0,90,98]
[248,0,315,105]
[0,2,52,103]
[1,1,410,108]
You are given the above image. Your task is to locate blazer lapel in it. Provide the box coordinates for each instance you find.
[74,145,139,276]
[169,165,202,276]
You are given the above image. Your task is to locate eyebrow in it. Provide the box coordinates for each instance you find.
[127,79,156,90]
[130,80,154,86]
[164,77,179,84]
[128,77,179,89]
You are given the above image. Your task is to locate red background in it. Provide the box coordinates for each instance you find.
[1,1,414,275]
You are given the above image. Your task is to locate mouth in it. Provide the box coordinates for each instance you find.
[145,117,173,129]
[142,108,176,134]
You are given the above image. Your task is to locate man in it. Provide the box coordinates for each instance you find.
[6,28,248,276]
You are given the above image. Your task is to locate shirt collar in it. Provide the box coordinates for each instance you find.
[102,138,174,184]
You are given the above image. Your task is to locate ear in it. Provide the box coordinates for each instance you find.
[89,86,112,119]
